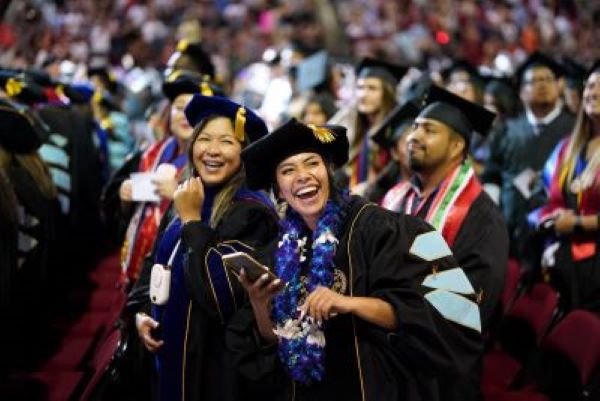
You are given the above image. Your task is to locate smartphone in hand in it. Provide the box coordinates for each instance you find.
[222,252,278,283]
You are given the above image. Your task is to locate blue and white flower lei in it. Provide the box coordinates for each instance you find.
[272,197,347,384]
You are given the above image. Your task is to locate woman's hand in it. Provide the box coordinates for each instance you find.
[238,269,284,343]
[554,209,577,235]
[173,177,204,223]
[300,286,353,323]
[152,176,179,200]
[135,312,164,353]
[119,179,133,202]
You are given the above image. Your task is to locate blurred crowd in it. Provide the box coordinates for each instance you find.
[0,1,600,400]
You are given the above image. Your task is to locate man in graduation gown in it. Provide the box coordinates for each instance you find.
[482,52,575,258]
[381,85,508,401]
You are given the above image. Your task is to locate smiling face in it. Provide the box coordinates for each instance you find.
[191,116,242,187]
[170,93,194,141]
[276,152,330,230]
[406,117,464,173]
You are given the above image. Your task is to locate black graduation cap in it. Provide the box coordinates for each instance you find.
[0,98,49,153]
[162,70,223,101]
[92,89,120,111]
[88,65,119,93]
[371,101,420,149]
[281,10,315,25]
[184,95,268,145]
[356,58,408,86]
[242,118,349,190]
[0,72,46,105]
[166,40,215,79]
[588,60,600,77]
[418,85,496,142]
[441,59,484,89]
[514,51,564,87]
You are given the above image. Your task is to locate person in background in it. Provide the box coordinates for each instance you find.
[129,95,278,401]
[301,92,338,126]
[329,57,406,194]
[533,62,600,313]
[483,52,576,260]
[120,71,214,284]
[367,100,420,203]
[229,118,482,401]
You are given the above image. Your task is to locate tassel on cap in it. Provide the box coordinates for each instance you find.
[5,78,23,97]
[235,107,246,142]
[307,124,336,143]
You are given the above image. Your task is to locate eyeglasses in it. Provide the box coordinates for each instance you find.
[523,76,556,85]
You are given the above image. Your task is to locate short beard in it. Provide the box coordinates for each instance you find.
[408,157,425,172]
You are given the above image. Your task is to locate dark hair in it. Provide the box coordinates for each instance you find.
[485,81,521,118]
[303,93,338,121]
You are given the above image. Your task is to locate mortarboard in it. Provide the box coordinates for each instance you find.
[296,50,329,92]
[371,101,420,149]
[0,72,46,105]
[0,98,49,153]
[184,95,267,145]
[587,60,600,78]
[514,51,564,88]
[166,40,215,79]
[418,85,496,142]
[442,59,484,89]
[162,70,223,101]
[242,118,349,190]
[356,58,408,86]
[88,65,119,93]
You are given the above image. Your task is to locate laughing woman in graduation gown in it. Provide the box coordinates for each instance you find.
[228,118,483,401]
[134,95,278,401]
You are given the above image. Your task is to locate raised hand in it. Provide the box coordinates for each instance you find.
[174,177,204,223]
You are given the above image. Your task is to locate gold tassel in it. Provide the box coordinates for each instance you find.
[234,107,246,142]
[200,82,213,96]
[5,78,23,97]
[176,39,189,52]
[100,117,113,130]
[92,90,103,104]
[166,70,181,82]
[307,124,335,143]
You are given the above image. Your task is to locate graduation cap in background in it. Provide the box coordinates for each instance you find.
[280,10,316,25]
[482,75,520,117]
[185,94,268,145]
[514,51,564,88]
[296,50,329,92]
[162,70,224,101]
[0,98,50,153]
[441,59,484,89]
[0,72,47,105]
[418,85,496,144]
[560,57,586,91]
[402,72,433,106]
[166,40,215,80]
[241,118,349,190]
[356,58,408,87]
[371,101,420,149]
[588,60,600,77]
[88,65,119,94]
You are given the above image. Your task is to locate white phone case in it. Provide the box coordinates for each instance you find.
[149,240,181,305]
[150,264,171,305]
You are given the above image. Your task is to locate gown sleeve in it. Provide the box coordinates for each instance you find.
[182,199,279,321]
[350,207,483,378]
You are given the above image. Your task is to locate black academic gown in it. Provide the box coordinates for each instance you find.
[226,197,483,401]
[127,196,279,401]
[482,110,575,252]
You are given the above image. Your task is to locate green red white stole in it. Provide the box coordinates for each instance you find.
[386,161,481,247]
